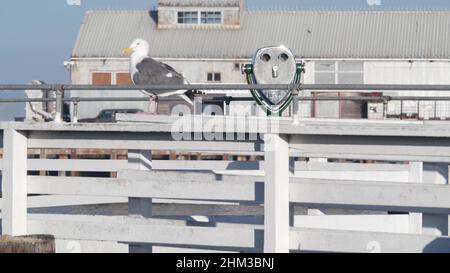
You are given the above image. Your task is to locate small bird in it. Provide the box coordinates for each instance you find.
[122,38,197,106]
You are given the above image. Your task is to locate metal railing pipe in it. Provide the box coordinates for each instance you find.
[5,96,450,104]
[1,84,450,92]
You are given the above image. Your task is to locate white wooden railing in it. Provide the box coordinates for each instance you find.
[1,115,450,253]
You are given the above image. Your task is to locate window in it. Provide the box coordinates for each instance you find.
[177,11,198,24]
[314,61,364,119]
[207,72,221,82]
[201,11,222,24]
[315,61,363,84]
[116,73,133,85]
[92,72,112,85]
[177,11,222,25]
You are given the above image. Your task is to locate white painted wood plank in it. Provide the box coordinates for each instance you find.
[27,214,260,249]
[264,134,290,253]
[3,159,261,172]
[127,149,153,253]
[295,170,409,182]
[295,162,411,172]
[26,174,450,211]
[290,228,450,253]
[27,159,129,172]
[27,131,261,152]
[6,118,450,137]
[55,239,129,253]
[25,214,450,253]
[295,162,410,182]
[290,135,450,162]
[1,129,27,236]
[28,213,257,227]
[152,160,262,171]
[290,178,450,212]
[152,246,237,253]
[28,195,127,208]
[1,196,126,210]
[27,172,262,202]
[409,162,423,234]
[294,215,410,234]
[0,196,235,210]
[4,159,415,181]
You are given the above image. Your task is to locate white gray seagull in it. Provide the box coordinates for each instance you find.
[122,38,198,105]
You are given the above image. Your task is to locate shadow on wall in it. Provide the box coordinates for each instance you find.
[423,238,450,253]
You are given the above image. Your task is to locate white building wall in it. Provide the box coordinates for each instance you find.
[161,59,247,84]
[364,60,450,94]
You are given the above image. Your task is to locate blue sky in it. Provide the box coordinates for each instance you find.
[0,0,450,120]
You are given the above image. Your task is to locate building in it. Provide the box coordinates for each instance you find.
[68,0,450,120]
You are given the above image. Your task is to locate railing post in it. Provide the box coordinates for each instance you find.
[423,163,449,235]
[54,89,63,123]
[264,133,290,253]
[194,97,203,115]
[1,129,28,236]
[292,95,300,125]
[408,162,423,234]
[72,100,79,123]
[127,150,153,253]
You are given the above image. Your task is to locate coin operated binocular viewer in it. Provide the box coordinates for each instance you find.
[242,46,305,116]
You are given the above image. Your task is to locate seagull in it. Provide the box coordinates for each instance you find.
[122,38,198,106]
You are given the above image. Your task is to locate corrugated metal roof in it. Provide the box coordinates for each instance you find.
[158,0,242,7]
[72,10,450,59]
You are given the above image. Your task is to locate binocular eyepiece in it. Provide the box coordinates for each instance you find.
[242,46,305,115]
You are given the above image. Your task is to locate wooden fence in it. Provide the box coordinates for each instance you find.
[1,115,450,253]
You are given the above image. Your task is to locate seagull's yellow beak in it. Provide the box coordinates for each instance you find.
[122,47,133,54]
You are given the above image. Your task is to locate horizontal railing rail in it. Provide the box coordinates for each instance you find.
[2,84,450,108]
[4,96,450,103]
[0,96,447,103]
[1,83,450,91]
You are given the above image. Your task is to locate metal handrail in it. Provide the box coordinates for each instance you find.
[1,84,450,91]
[4,96,450,104]
[2,83,450,122]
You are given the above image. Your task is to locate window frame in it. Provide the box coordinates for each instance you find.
[315,61,364,84]
[176,10,223,25]
[177,11,199,25]
[200,11,223,25]
[207,72,222,82]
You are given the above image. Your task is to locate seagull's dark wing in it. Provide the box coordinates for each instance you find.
[133,57,186,86]
[132,57,199,104]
